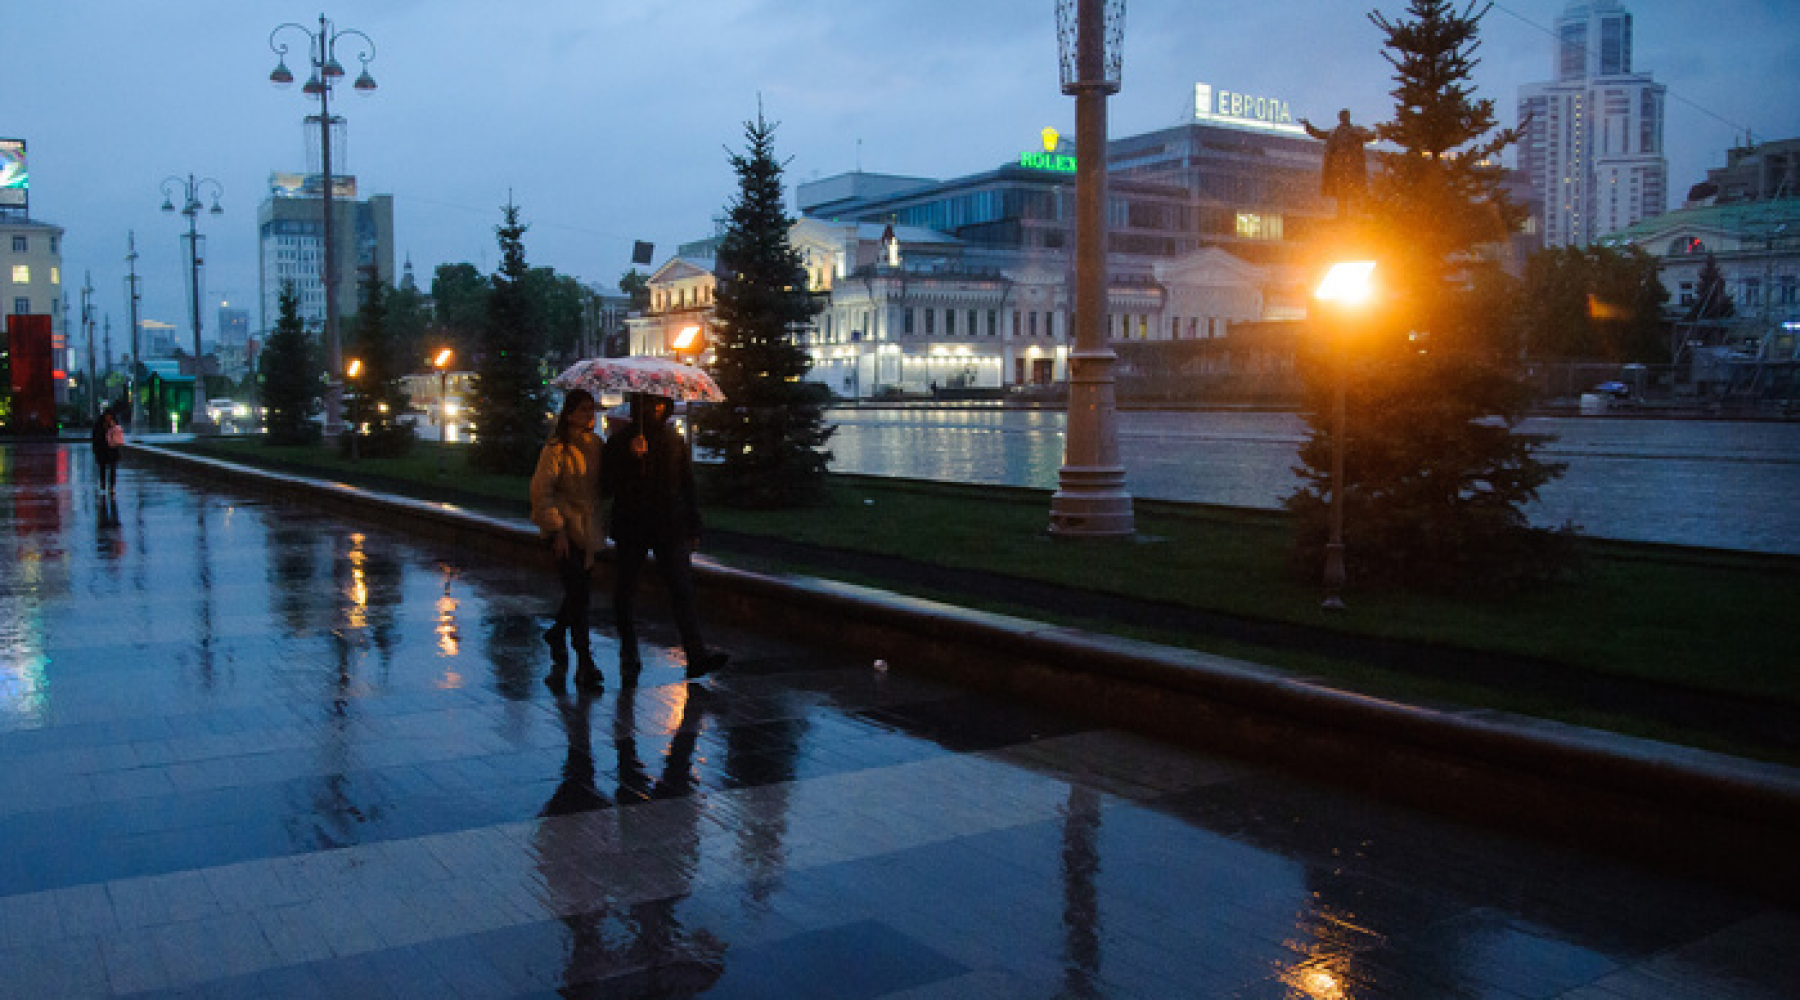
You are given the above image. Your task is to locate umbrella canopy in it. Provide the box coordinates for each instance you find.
[550,356,725,403]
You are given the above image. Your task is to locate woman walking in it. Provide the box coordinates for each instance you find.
[530,389,604,692]
[91,405,124,492]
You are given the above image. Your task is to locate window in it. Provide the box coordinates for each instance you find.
[904,307,915,334]
[10,264,27,283]
[944,309,955,335]
[50,237,58,254]
[1028,311,1038,337]
[49,266,59,285]
[10,236,25,253]
[12,297,29,314]
[987,310,997,337]
[924,309,935,335]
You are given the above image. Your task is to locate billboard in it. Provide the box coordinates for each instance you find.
[269,172,357,199]
[0,139,26,210]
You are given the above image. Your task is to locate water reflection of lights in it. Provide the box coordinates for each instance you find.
[1290,965,1346,999]
[435,591,463,686]
[345,534,369,629]
[0,614,51,728]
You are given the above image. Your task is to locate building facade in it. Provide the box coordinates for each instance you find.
[256,173,395,337]
[3,216,69,421]
[1518,0,1668,247]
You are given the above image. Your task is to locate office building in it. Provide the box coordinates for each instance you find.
[256,172,395,337]
[1518,0,1667,247]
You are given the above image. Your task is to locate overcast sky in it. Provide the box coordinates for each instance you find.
[8,1,1797,353]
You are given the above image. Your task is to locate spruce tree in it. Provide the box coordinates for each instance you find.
[692,111,833,508]
[469,201,548,476]
[343,272,414,456]
[1287,0,1569,593]
[1687,253,1735,322]
[258,283,321,445]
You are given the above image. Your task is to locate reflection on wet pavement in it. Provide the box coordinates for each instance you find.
[2,442,1796,998]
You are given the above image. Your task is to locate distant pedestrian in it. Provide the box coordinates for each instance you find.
[91,406,124,492]
[601,393,729,684]
[531,389,604,692]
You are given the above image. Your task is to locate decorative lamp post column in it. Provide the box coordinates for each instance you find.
[160,174,223,434]
[1313,260,1377,610]
[268,13,378,440]
[1048,0,1134,537]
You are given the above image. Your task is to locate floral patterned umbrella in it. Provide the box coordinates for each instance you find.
[549,356,726,402]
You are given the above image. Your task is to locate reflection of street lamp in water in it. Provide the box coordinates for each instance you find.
[1314,261,1377,610]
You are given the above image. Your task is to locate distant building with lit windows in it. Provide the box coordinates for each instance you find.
[1518,0,1667,247]
[632,94,1376,401]
[256,172,394,338]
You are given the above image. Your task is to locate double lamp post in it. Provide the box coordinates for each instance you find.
[159,174,223,434]
[268,13,378,439]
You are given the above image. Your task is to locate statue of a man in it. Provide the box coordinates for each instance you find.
[1300,109,1376,215]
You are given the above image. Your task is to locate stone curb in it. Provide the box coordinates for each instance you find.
[133,444,1800,900]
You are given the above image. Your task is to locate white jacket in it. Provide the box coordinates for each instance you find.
[529,431,603,566]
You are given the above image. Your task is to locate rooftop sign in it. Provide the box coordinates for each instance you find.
[1,139,27,210]
[1194,83,1305,135]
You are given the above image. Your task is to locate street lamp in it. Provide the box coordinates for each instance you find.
[1313,260,1377,610]
[344,357,362,462]
[432,347,452,477]
[268,13,378,440]
[160,174,224,434]
[1048,0,1134,537]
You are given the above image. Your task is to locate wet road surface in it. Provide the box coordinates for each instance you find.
[3,443,1797,998]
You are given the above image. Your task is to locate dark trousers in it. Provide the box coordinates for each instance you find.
[611,535,706,661]
[551,547,592,653]
[96,457,118,491]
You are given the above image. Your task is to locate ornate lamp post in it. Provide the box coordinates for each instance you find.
[268,13,378,439]
[160,174,223,433]
[1313,260,1377,610]
[1048,0,1134,537]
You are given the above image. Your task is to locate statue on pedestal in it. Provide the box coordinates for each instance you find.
[1300,109,1376,218]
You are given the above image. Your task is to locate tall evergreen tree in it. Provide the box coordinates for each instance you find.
[469,201,549,476]
[258,283,321,445]
[1287,0,1569,593]
[343,271,414,456]
[692,111,833,508]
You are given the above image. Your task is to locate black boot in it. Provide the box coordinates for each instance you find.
[574,649,604,692]
[543,627,569,692]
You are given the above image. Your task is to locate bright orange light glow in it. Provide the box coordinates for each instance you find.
[346,358,363,378]
[434,348,453,369]
[673,326,701,351]
[1315,261,1377,305]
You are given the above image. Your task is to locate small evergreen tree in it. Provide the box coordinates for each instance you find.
[692,111,833,508]
[258,284,321,445]
[469,201,548,476]
[342,271,415,457]
[1287,0,1570,592]
[1687,253,1735,322]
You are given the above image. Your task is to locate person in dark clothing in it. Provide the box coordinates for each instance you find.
[600,393,729,683]
[90,406,124,492]
[531,390,604,692]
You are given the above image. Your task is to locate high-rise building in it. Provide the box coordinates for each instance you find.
[255,172,394,337]
[1518,0,1667,247]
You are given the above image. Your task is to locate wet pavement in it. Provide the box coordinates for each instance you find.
[3,442,1798,999]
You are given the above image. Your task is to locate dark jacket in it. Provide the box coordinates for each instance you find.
[600,418,699,544]
[91,417,122,463]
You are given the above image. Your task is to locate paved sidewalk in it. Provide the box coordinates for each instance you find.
[3,442,1797,999]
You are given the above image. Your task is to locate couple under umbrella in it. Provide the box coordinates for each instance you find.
[532,357,730,691]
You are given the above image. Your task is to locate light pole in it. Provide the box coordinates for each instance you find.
[125,232,143,432]
[1048,0,1134,537]
[1314,261,1377,610]
[160,174,223,434]
[432,348,452,478]
[268,13,378,440]
[344,357,362,462]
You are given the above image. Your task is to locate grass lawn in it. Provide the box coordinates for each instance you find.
[171,436,1799,760]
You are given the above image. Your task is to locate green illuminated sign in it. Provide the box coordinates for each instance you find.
[1019,151,1077,173]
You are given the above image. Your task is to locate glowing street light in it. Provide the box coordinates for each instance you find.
[344,357,363,462]
[1314,260,1378,610]
[432,348,453,477]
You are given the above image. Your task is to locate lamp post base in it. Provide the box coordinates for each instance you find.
[189,418,220,437]
[1321,541,1347,610]
[1048,466,1135,537]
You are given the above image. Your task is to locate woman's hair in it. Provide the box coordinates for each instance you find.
[552,389,595,444]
